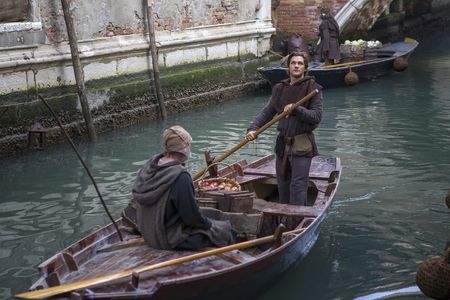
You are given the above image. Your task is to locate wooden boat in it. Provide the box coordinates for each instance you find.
[258,38,419,88]
[17,154,341,300]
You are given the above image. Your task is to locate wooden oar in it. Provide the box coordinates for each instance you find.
[192,89,319,181]
[16,227,305,299]
[318,57,385,69]
[268,49,284,58]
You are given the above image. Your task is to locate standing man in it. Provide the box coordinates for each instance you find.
[127,125,235,250]
[317,7,341,65]
[246,52,323,205]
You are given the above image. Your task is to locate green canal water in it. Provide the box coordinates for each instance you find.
[1,34,450,300]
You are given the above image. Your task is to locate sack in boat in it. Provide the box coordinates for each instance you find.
[292,133,312,156]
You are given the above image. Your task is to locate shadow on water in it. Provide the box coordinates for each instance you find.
[1,34,450,299]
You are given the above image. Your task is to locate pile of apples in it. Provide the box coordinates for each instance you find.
[197,178,240,191]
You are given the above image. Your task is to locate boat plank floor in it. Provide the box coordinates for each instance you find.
[217,249,256,264]
[63,244,248,288]
[243,156,337,180]
[253,198,321,217]
[64,245,175,282]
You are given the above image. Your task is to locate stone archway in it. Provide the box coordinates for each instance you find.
[336,0,395,39]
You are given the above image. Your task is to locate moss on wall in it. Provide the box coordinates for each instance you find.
[0,94,78,127]
[162,63,243,88]
[0,58,267,140]
[105,80,150,104]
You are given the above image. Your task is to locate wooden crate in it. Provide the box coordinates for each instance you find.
[197,190,255,213]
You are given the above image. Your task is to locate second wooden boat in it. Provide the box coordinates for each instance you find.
[258,38,419,89]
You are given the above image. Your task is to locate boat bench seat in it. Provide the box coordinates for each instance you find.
[236,174,267,185]
[253,198,320,218]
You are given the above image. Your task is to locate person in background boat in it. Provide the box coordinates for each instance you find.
[128,125,235,251]
[280,33,308,66]
[245,52,323,206]
[317,7,341,65]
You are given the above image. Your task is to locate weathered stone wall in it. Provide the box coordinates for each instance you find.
[39,0,145,42]
[38,0,265,42]
[0,21,273,94]
[0,0,29,23]
[0,0,272,95]
[154,0,259,30]
[0,0,273,157]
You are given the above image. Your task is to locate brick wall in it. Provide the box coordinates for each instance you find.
[274,0,347,40]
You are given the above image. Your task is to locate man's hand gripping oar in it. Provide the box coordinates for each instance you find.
[192,89,319,181]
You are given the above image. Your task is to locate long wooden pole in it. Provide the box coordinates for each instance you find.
[318,57,385,69]
[269,49,284,58]
[16,227,305,299]
[192,89,319,181]
[37,94,123,242]
[61,0,97,142]
[146,0,167,119]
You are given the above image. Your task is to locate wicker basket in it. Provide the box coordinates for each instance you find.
[416,247,450,300]
[340,44,366,61]
[195,162,241,192]
[196,177,241,192]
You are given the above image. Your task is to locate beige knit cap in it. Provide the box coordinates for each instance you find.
[162,125,192,154]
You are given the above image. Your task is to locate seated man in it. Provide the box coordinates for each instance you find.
[124,125,235,250]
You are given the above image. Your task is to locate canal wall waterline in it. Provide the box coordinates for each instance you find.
[0,57,271,157]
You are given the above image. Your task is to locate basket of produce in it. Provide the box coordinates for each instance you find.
[195,162,241,192]
[197,177,241,192]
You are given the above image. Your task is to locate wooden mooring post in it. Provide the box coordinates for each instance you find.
[61,0,97,142]
[145,0,167,119]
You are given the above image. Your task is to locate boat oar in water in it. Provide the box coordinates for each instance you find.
[16,227,305,299]
[192,89,319,181]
